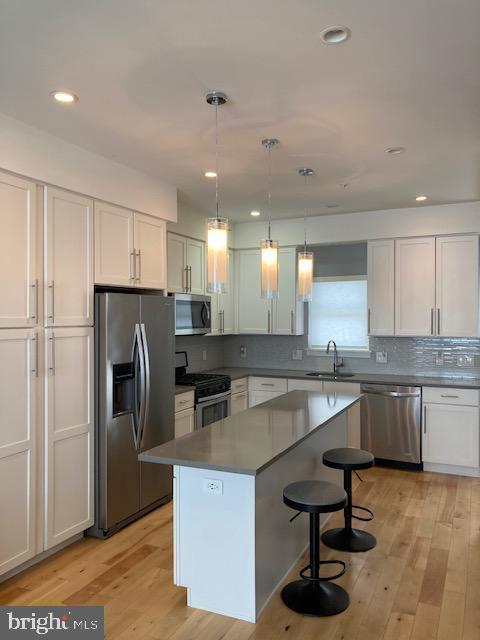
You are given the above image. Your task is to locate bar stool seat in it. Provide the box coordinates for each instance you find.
[281,480,350,617]
[322,447,376,553]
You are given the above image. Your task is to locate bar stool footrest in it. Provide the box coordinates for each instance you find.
[352,504,374,522]
[299,559,346,582]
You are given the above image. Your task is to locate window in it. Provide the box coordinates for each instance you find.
[308,277,368,351]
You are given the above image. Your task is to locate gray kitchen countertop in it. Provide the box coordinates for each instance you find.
[140,390,360,475]
[206,366,480,389]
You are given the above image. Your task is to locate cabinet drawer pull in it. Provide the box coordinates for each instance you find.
[235,392,247,399]
[261,383,275,387]
[440,394,459,399]
[178,399,190,405]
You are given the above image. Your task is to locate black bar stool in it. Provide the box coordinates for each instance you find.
[281,480,350,616]
[321,447,376,553]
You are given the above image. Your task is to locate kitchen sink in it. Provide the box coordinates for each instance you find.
[306,371,355,378]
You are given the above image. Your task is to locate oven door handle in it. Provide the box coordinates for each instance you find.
[196,390,231,405]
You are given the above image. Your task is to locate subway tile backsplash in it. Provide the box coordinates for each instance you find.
[179,334,480,379]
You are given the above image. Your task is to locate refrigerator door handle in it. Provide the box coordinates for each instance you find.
[132,323,146,450]
[139,323,151,449]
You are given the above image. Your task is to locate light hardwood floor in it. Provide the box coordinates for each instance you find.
[1,467,480,640]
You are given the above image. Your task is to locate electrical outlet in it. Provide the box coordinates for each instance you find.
[435,352,444,366]
[240,345,247,359]
[457,354,474,368]
[375,351,388,364]
[292,349,303,361]
[202,349,207,361]
[203,478,223,495]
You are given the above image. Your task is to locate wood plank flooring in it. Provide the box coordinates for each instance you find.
[1,466,480,639]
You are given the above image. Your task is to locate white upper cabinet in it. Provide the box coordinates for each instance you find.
[210,249,235,335]
[45,187,94,327]
[167,233,187,292]
[44,327,94,549]
[273,247,304,335]
[0,329,38,575]
[94,202,135,286]
[236,249,270,334]
[167,233,205,294]
[0,173,37,328]
[186,238,205,295]
[134,213,167,290]
[367,239,394,336]
[435,235,479,337]
[395,237,436,336]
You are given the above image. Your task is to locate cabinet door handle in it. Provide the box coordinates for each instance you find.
[437,309,440,335]
[430,308,434,335]
[423,405,427,434]
[221,310,225,333]
[367,308,371,334]
[31,335,38,377]
[130,251,136,281]
[135,250,141,283]
[291,310,295,335]
[49,334,56,374]
[188,266,192,292]
[30,280,38,321]
[267,309,271,334]
[48,281,55,322]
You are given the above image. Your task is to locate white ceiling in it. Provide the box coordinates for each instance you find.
[1,0,480,222]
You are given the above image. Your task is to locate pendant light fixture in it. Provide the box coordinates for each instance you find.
[206,91,229,294]
[260,138,280,299]
[297,168,315,302]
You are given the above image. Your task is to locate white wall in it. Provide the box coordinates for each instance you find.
[0,112,177,221]
[233,201,480,248]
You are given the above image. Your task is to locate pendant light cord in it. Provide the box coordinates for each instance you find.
[215,102,219,219]
[304,174,307,253]
[267,145,272,241]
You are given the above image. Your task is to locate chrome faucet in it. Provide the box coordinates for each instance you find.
[326,340,343,374]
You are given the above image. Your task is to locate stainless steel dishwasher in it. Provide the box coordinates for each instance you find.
[360,384,422,467]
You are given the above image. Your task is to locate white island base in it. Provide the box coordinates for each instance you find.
[172,411,348,623]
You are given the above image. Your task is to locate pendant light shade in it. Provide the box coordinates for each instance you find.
[207,217,228,293]
[297,168,315,302]
[297,250,314,302]
[206,91,229,294]
[260,138,280,299]
[260,238,279,299]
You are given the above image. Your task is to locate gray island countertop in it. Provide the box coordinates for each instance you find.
[140,390,360,476]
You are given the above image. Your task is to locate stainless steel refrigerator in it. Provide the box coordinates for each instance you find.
[89,290,174,538]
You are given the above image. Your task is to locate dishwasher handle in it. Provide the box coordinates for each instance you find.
[362,389,420,398]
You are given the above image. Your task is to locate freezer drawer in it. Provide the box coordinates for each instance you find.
[360,384,421,464]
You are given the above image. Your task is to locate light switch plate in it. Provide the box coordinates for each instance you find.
[375,351,388,364]
[292,349,303,361]
[435,352,444,366]
[202,349,207,361]
[240,345,247,359]
[457,354,474,368]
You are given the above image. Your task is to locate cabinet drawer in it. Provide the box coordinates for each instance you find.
[231,378,248,394]
[423,387,479,407]
[287,379,323,392]
[175,391,195,412]
[248,377,287,392]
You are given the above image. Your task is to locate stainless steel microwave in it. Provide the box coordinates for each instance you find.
[174,294,211,335]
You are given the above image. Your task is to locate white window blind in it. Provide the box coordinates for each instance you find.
[309,278,368,350]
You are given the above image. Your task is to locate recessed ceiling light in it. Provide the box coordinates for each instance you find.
[50,90,78,104]
[415,195,428,202]
[250,210,261,217]
[385,146,406,155]
[204,171,217,178]
[320,26,351,45]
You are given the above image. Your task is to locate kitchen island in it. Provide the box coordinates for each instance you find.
[139,390,361,623]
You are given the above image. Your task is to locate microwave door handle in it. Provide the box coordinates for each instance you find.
[201,302,210,327]
[139,323,151,449]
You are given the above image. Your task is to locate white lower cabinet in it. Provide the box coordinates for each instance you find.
[231,391,248,415]
[0,329,38,575]
[175,407,195,439]
[423,397,479,469]
[249,390,284,408]
[45,327,94,549]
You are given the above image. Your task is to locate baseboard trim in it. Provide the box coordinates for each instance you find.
[0,533,83,584]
